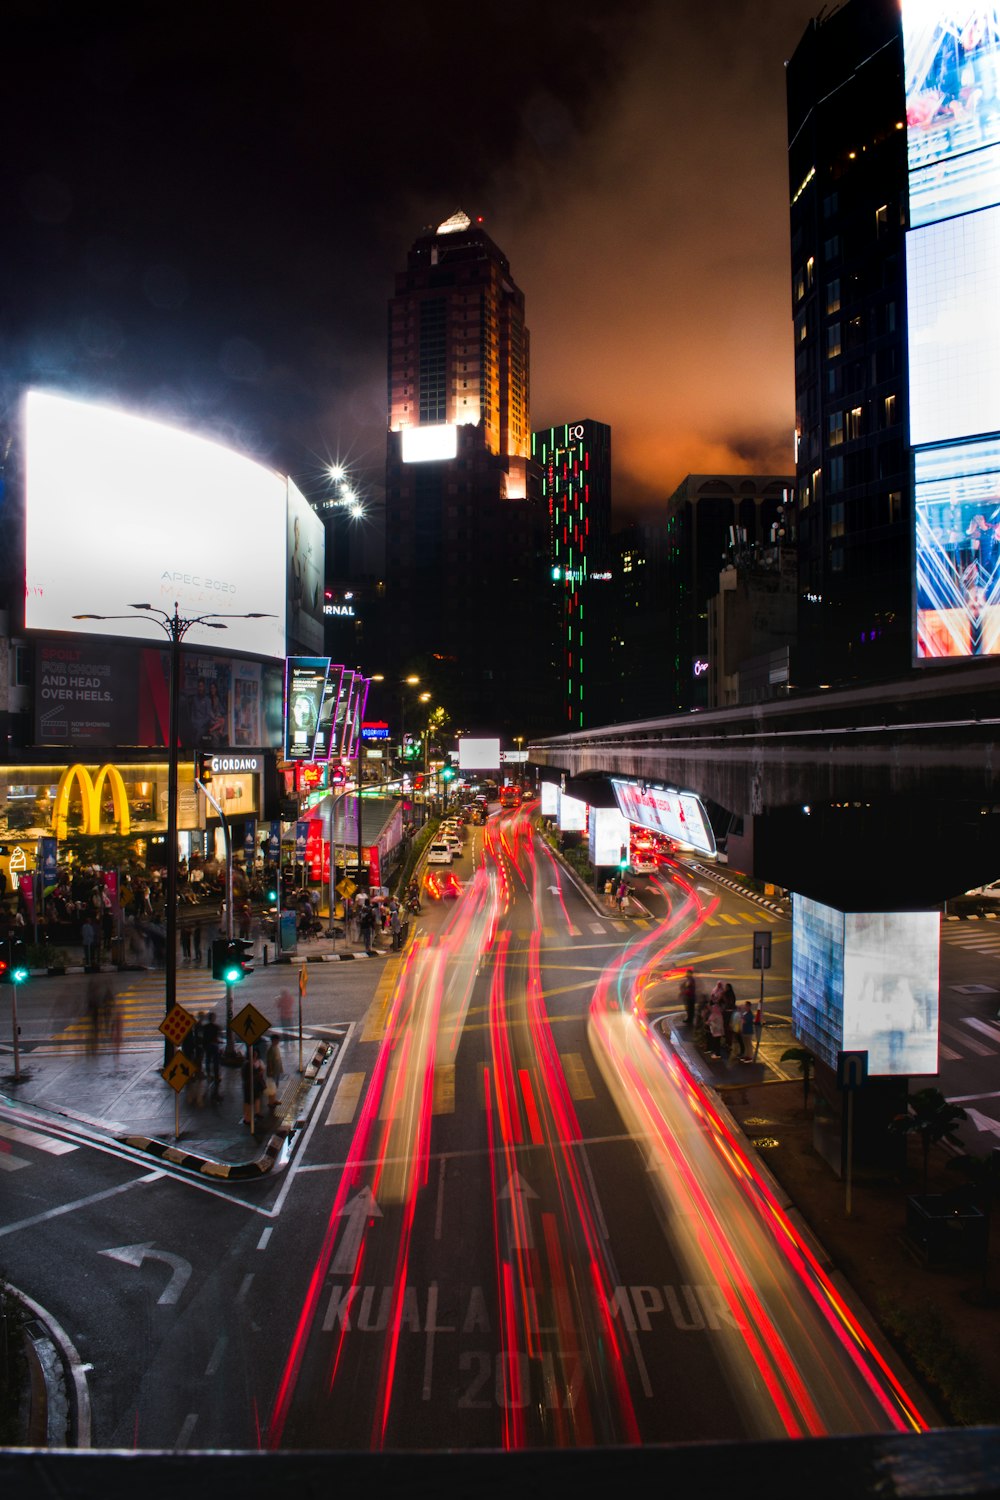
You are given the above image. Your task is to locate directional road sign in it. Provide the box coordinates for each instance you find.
[161,1052,197,1093]
[837,1049,868,1091]
[159,1004,196,1048]
[232,1002,271,1048]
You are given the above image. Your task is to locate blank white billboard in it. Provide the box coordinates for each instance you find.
[459,737,500,770]
[24,390,287,657]
[401,423,458,463]
[540,781,559,816]
[557,791,587,833]
[588,806,629,866]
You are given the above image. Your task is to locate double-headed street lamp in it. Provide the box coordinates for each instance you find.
[73,602,274,1057]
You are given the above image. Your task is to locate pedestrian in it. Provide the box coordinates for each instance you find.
[202,1013,222,1099]
[707,1001,725,1058]
[85,975,102,1054]
[192,921,203,965]
[180,925,191,962]
[278,986,294,1032]
[389,904,402,951]
[615,878,627,912]
[81,917,96,970]
[242,1051,265,1126]
[739,1002,755,1063]
[265,1033,284,1111]
[679,968,697,1025]
[753,1002,763,1058]
[360,904,377,956]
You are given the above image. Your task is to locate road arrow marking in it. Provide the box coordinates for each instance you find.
[332,1188,383,1275]
[498,1172,539,1251]
[99,1241,192,1305]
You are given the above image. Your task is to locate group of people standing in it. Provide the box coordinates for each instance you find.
[679,970,761,1064]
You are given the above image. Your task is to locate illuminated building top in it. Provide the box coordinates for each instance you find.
[436,209,472,234]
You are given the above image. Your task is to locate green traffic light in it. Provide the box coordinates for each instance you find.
[11,967,28,985]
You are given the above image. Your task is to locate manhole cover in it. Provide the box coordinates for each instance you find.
[753,1137,780,1150]
[742,1117,774,1128]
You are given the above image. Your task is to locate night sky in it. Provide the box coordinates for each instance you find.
[3,0,824,523]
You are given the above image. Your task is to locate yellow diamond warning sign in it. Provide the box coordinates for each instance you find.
[159,1004,196,1047]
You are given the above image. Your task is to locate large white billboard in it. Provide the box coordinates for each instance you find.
[401,423,458,463]
[557,791,587,833]
[588,806,630,867]
[287,480,325,655]
[24,390,287,657]
[459,737,501,770]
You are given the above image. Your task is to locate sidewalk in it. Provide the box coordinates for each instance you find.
[1,924,399,1179]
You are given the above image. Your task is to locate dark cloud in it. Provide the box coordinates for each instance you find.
[1,0,821,516]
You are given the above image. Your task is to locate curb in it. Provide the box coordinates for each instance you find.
[118,1040,333,1179]
[686,860,789,917]
[4,1283,91,1448]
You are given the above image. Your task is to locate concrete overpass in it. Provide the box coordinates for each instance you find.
[528,659,1000,909]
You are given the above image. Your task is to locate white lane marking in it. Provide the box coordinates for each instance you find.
[940,1019,996,1057]
[940,1044,963,1061]
[175,1413,198,1450]
[205,1336,227,1377]
[256,1226,273,1250]
[235,1274,254,1305]
[0,1151,31,1171]
[0,1171,160,1238]
[0,1122,77,1155]
[949,1089,1000,1103]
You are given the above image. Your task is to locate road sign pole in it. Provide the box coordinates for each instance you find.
[846,1089,855,1217]
[174,1087,181,1141]
[247,1041,254,1132]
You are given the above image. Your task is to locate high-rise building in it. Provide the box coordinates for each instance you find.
[787,0,911,687]
[385,211,550,735]
[532,419,612,730]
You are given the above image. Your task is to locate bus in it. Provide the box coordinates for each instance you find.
[499,784,521,810]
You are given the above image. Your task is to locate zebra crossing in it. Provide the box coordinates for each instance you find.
[49,971,228,1054]
[0,1119,78,1172]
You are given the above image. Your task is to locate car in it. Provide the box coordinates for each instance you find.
[440,829,464,857]
[427,841,453,865]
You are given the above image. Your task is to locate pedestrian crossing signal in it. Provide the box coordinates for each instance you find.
[212,937,253,983]
[196,751,213,788]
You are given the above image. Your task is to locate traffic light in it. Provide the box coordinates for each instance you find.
[212,937,253,983]
[441,765,455,784]
[196,751,213,788]
[0,939,29,985]
[619,844,630,872]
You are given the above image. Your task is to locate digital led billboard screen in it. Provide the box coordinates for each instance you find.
[588,806,630,867]
[792,896,939,1076]
[914,436,1000,656]
[903,5,1000,228]
[287,480,325,655]
[284,658,330,762]
[401,424,458,463]
[610,779,715,857]
[24,390,286,657]
[539,780,559,817]
[906,207,1000,449]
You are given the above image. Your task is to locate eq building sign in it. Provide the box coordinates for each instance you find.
[610,779,715,857]
[791,896,940,1076]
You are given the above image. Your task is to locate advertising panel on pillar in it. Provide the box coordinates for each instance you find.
[610,778,716,857]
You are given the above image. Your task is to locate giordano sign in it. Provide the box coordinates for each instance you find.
[52,763,132,841]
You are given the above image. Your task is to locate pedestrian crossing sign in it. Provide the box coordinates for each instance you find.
[232,1002,270,1047]
[159,1003,196,1047]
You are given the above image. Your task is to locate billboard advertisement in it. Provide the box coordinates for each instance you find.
[287,480,325,655]
[346,678,370,761]
[284,657,330,762]
[312,664,345,763]
[24,390,286,657]
[557,791,587,833]
[401,423,458,463]
[35,638,281,749]
[610,779,716,857]
[914,435,1000,656]
[540,780,559,817]
[458,737,501,770]
[903,5,1000,228]
[588,805,630,867]
[791,896,940,1076]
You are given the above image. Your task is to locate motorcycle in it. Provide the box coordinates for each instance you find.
[405,893,422,915]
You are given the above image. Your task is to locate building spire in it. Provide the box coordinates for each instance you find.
[436,208,472,235]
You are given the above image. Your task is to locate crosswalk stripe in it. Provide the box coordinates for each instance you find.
[940,1044,963,1061]
[561,1051,595,1101]
[589,922,607,935]
[0,1123,76,1155]
[326,1072,364,1125]
[719,915,740,926]
[737,911,761,923]
[0,1150,31,1171]
[964,1016,1000,1043]
[434,1063,455,1114]
[940,1019,996,1056]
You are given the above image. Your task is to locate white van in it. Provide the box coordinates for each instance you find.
[427,841,453,865]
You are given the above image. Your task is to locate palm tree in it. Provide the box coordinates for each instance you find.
[889,1086,968,1197]
[780,1046,815,1111]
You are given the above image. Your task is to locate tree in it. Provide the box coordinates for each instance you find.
[780,1046,815,1111]
[889,1086,968,1198]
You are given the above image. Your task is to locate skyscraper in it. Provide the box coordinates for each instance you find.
[385,212,549,734]
[532,419,612,730]
[786,0,910,687]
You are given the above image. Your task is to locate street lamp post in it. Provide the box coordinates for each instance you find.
[73,602,274,1060]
